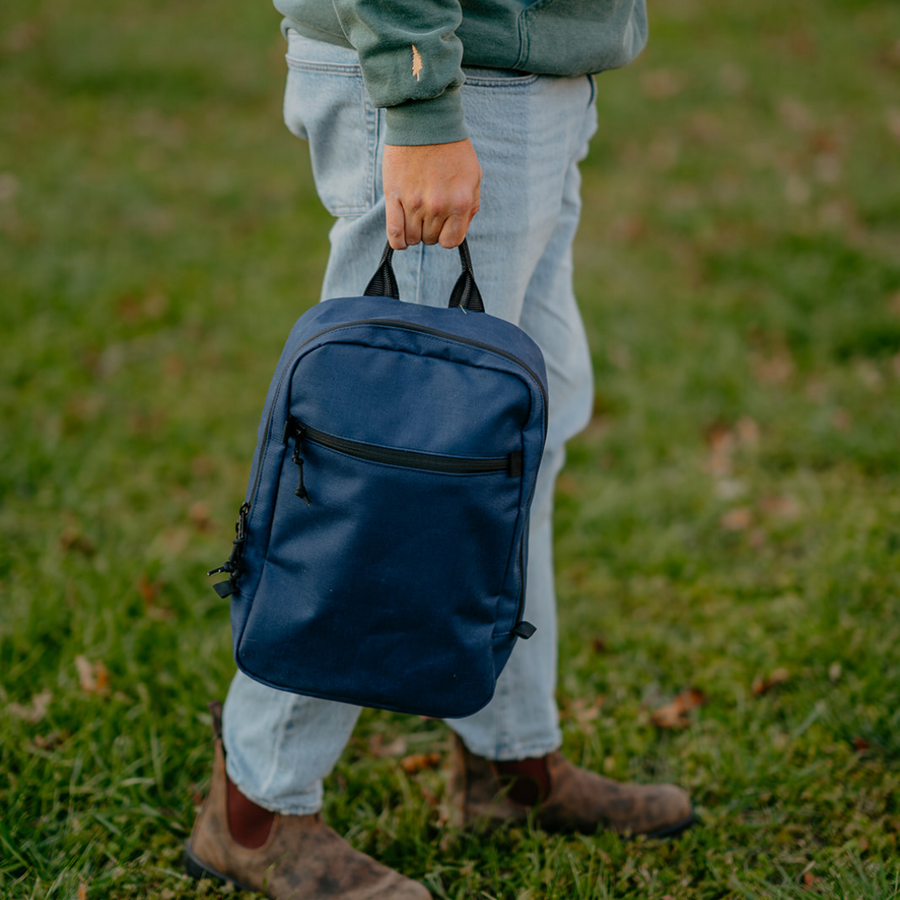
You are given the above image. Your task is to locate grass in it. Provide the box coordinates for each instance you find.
[2,0,899,897]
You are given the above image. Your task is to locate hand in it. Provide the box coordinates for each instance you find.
[383,140,482,250]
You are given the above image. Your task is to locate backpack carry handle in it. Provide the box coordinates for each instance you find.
[364,240,486,313]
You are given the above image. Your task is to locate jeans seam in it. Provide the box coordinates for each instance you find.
[365,97,378,209]
[285,58,361,75]
[464,74,540,89]
[257,708,290,799]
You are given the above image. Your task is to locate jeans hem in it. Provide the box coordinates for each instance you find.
[455,735,562,762]
[225,755,323,816]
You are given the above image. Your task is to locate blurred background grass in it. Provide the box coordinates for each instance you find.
[1,0,899,897]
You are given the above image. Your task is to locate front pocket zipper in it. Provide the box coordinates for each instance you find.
[282,415,522,504]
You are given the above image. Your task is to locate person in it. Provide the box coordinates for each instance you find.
[185,0,696,897]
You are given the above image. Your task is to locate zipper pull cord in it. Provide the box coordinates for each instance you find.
[207,502,250,581]
[292,444,311,505]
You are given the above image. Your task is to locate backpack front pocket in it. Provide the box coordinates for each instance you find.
[236,419,526,717]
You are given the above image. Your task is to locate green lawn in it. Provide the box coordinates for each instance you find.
[2,0,899,897]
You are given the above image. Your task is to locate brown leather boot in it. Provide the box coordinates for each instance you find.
[185,735,431,899]
[448,735,695,838]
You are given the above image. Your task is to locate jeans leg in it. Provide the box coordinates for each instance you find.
[223,672,361,814]
[221,35,598,812]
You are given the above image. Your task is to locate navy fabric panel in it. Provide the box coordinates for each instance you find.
[293,342,528,455]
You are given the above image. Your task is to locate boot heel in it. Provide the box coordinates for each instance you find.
[184,842,223,883]
[184,842,255,892]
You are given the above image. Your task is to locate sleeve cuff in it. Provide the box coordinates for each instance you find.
[384,88,469,146]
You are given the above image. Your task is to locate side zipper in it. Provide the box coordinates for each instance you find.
[282,415,521,503]
[511,540,535,640]
[207,501,250,598]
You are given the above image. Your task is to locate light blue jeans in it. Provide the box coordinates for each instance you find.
[222,30,598,815]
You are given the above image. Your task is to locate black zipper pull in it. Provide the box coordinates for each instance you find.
[207,502,251,584]
[282,414,299,444]
[292,444,311,505]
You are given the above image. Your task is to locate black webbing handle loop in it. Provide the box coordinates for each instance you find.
[363,242,400,300]
[363,239,485,313]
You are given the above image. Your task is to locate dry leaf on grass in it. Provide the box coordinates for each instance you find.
[399,752,441,774]
[568,696,604,732]
[651,688,707,729]
[367,734,408,758]
[759,495,802,520]
[77,883,88,900]
[31,731,69,751]
[752,668,790,696]
[640,68,687,100]
[75,656,110,694]
[706,423,735,478]
[721,507,754,531]
[59,525,96,557]
[851,736,871,753]
[189,500,215,532]
[8,689,52,723]
[705,417,759,479]
[137,574,174,621]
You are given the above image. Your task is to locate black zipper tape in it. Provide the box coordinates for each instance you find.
[285,416,517,476]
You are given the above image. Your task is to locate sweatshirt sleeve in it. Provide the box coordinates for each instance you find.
[330,0,468,146]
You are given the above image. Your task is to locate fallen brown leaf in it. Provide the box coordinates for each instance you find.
[851,736,871,753]
[887,108,900,146]
[832,408,852,431]
[721,507,753,531]
[399,752,441,774]
[705,423,735,477]
[75,656,110,695]
[641,68,687,100]
[367,734,408,758]
[752,668,791,696]
[77,883,88,900]
[189,500,215,532]
[651,688,708,729]
[759,495,802,520]
[59,525,96,557]
[419,786,439,808]
[8,689,52,723]
[138,573,161,606]
[32,731,69,751]
[137,574,174,621]
[570,696,604,732]
[803,871,818,888]
[752,347,795,386]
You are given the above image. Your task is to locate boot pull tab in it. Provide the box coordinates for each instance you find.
[208,700,224,740]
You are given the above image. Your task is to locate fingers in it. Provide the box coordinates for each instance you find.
[385,195,408,250]
[382,140,482,250]
[437,204,479,249]
[386,192,481,250]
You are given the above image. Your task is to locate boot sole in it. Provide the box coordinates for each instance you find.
[642,809,699,840]
[462,807,700,839]
[184,840,256,893]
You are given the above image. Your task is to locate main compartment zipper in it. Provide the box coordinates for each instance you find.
[283,415,522,498]
[247,316,546,513]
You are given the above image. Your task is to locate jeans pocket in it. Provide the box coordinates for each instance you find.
[283,33,378,217]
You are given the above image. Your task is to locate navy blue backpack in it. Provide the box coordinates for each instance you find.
[210,242,548,718]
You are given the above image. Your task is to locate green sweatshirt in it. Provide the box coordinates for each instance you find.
[275,0,648,146]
